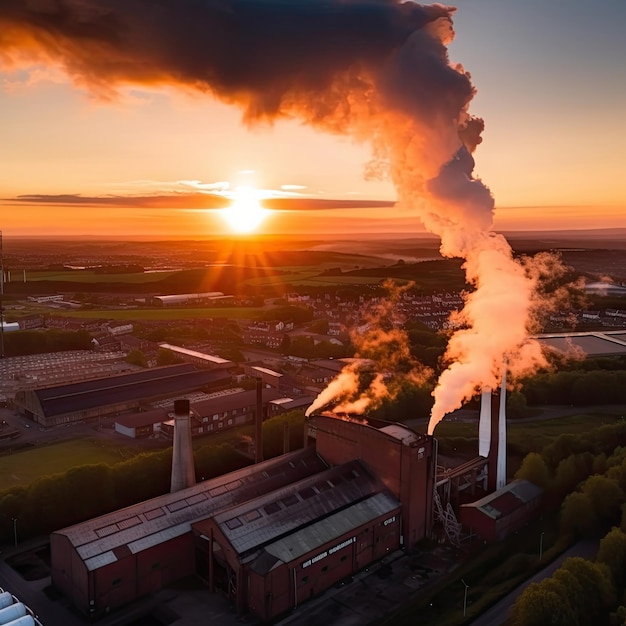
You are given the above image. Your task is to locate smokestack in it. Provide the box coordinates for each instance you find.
[255,377,263,464]
[481,375,507,493]
[170,399,195,493]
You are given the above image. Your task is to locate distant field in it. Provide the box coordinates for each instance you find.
[0,439,140,488]
[27,270,179,283]
[53,307,265,321]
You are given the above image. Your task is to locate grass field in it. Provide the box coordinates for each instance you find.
[26,270,179,283]
[0,439,141,488]
[52,307,265,321]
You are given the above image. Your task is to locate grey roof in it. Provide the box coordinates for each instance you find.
[52,447,328,571]
[252,491,400,574]
[115,409,168,429]
[213,460,381,557]
[460,480,543,520]
[269,396,316,411]
[159,343,233,366]
[537,331,626,357]
[191,388,283,416]
[31,364,230,417]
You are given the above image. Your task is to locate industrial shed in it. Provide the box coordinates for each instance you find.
[51,448,328,617]
[51,416,436,622]
[14,364,231,427]
[192,460,401,620]
[459,479,543,542]
[114,409,168,439]
[310,414,437,550]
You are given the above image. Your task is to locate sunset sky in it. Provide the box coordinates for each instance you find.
[1,0,625,238]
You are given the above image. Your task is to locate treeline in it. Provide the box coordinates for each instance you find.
[512,422,626,624]
[0,410,305,545]
[3,329,93,357]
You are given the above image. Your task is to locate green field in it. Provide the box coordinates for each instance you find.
[26,270,179,283]
[52,307,265,321]
[0,439,141,488]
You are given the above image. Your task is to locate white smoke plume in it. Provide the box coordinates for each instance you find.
[1,0,556,432]
[306,280,432,416]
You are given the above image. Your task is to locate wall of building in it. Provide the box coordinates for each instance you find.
[247,511,401,622]
[312,416,436,550]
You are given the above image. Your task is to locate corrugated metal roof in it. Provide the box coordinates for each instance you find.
[254,491,400,573]
[115,409,168,429]
[460,480,543,520]
[33,365,229,417]
[213,461,381,557]
[379,424,419,445]
[53,447,328,570]
[159,343,233,366]
[537,331,626,357]
[191,388,283,416]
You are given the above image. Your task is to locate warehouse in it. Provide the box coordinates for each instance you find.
[51,448,328,617]
[459,480,543,542]
[192,460,401,620]
[51,415,436,621]
[14,364,230,426]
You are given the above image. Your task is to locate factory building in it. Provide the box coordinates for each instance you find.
[50,414,435,622]
[14,364,230,427]
[459,480,543,542]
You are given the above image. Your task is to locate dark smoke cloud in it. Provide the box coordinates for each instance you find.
[0,1,471,124]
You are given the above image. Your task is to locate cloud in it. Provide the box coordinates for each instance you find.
[5,193,395,211]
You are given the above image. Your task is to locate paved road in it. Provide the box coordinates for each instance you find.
[469,540,599,626]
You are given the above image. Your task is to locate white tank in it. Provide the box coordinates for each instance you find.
[6,615,35,626]
[0,594,12,610]
[0,602,26,624]
[5,617,35,626]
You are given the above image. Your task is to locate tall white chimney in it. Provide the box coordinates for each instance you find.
[478,370,507,492]
[170,399,196,493]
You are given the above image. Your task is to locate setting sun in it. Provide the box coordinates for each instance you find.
[220,187,270,234]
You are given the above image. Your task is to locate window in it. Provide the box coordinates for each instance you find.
[244,509,261,522]
[281,494,299,508]
[225,517,243,530]
[264,502,280,515]
[212,414,219,421]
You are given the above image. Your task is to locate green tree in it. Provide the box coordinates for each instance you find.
[125,349,148,367]
[559,557,614,623]
[515,452,551,489]
[582,475,624,525]
[597,527,626,590]
[560,492,598,537]
[511,579,577,626]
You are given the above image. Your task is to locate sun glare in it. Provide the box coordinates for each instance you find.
[221,186,269,233]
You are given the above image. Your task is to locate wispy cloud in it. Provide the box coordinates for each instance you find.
[5,193,395,211]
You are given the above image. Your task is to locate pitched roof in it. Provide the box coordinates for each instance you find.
[34,365,229,417]
[460,480,543,520]
[52,447,328,572]
[212,460,383,557]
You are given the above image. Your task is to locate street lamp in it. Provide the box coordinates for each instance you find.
[539,532,545,561]
[462,578,469,617]
[11,517,17,547]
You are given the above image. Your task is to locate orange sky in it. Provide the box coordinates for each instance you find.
[1,1,625,238]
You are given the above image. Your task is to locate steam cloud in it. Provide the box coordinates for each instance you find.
[305,281,432,416]
[1,0,549,433]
